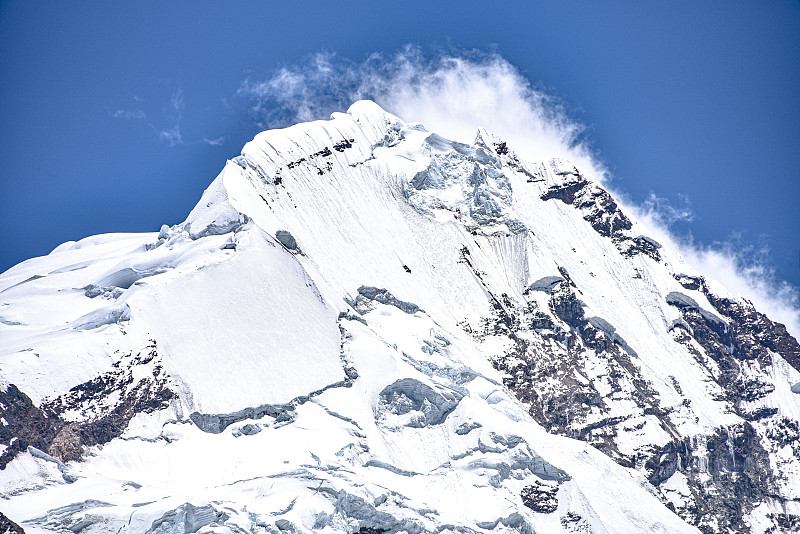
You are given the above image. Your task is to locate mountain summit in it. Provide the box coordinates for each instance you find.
[1,101,798,534]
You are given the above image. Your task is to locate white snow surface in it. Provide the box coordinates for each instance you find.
[0,100,798,533]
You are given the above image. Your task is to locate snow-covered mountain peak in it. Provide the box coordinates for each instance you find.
[1,100,799,534]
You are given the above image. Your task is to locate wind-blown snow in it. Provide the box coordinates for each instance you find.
[240,50,800,341]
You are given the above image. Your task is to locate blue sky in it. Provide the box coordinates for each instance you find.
[1,1,798,315]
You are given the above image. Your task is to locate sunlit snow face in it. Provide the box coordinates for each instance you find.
[236,50,800,338]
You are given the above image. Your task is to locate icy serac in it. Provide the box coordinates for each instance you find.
[1,101,799,534]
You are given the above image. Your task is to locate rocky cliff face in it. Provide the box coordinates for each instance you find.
[0,101,798,533]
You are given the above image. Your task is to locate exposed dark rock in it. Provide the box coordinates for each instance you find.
[666,283,799,411]
[672,282,800,531]
[520,481,559,513]
[707,295,800,371]
[742,406,778,421]
[587,316,638,358]
[541,179,632,238]
[540,179,587,205]
[561,512,584,529]
[763,417,800,482]
[766,513,800,532]
[0,342,175,467]
[312,146,333,158]
[481,277,673,471]
[672,273,800,373]
[0,512,24,534]
[549,284,585,330]
[333,138,354,152]
[701,424,774,533]
[477,265,796,532]
[645,424,776,533]
[669,304,740,389]
[645,439,690,486]
[581,193,633,238]
[530,311,555,330]
[286,157,306,169]
[619,235,662,261]
[540,179,664,262]
[42,341,175,462]
[557,266,576,288]
[660,284,800,531]
[0,383,62,469]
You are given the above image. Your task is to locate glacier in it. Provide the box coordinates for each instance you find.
[0,101,799,534]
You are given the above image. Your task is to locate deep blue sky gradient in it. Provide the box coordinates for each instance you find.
[1,1,798,290]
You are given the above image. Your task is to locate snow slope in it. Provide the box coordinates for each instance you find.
[1,101,798,533]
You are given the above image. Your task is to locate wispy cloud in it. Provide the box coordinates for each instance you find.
[639,192,694,226]
[158,89,184,146]
[202,136,225,146]
[170,89,184,113]
[113,109,146,120]
[236,47,800,338]
[113,89,184,146]
[158,124,183,146]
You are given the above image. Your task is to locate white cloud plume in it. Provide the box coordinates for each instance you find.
[238,48,602,177]
[238,48,799,338]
